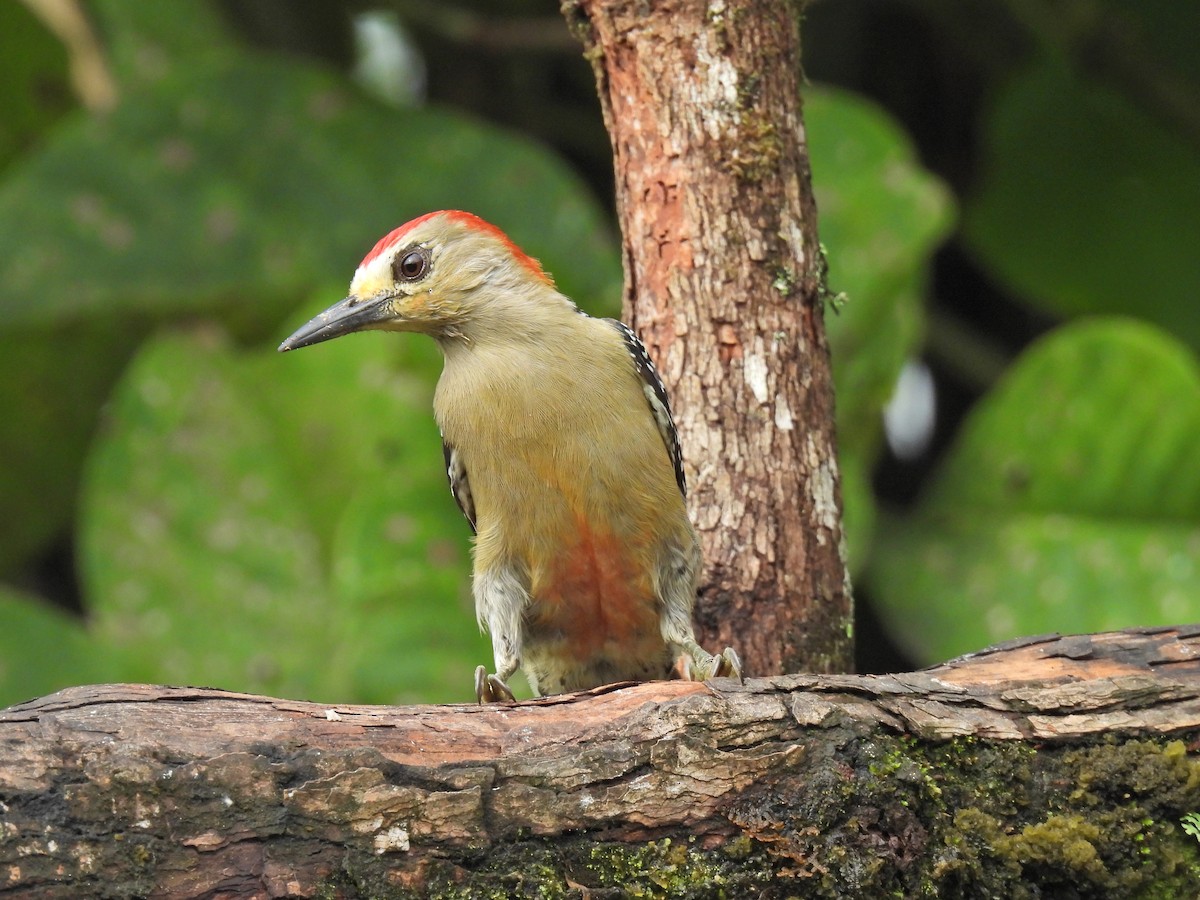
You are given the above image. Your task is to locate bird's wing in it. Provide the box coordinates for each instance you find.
[442,440,477,533]
[605,318,687,497]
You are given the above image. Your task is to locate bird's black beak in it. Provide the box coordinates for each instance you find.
[278,293,396,352]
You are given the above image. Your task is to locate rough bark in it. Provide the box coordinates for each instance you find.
[561,0,853,676]
[3,627,1200,898]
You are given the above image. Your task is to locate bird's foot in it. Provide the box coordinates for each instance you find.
[474,665,516,704]
[687,646,744,683]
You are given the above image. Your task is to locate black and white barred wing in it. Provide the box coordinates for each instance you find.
[442,440,477,533]
[605,318,687,498]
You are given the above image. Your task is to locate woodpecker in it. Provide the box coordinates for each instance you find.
[279,210,741,702]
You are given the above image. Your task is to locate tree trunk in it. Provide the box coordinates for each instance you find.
[562,0,853,677]
[2,627,1199,897]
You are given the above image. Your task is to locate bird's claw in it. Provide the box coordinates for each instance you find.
[475,665,516,704]
[713,646,743,681]
[688,647,743,683]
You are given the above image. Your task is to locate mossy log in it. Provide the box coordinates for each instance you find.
[3,627,1200,898]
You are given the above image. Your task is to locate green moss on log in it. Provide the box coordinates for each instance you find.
[316,734,1200,899]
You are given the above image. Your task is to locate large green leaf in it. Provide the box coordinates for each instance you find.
[0,586,110,708]
[965,60,1200,351]
[869,318,1200,663]
[82,328,329,692]
[81,318,495,703]
[330,459,494,705]
[90,0,235,89]
[0,52,620,335]
[805,86,955,569]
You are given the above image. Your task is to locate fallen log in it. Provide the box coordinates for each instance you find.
[2,626,1200,898]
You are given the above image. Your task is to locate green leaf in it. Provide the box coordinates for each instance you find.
[236,319,441,559]
[81,320,492,703]
[804,85,955,568]
[82,328,330,693]
[869,318,1200,663]
[0,586,109,708]
[0,53,620,335]
[964,60,1200,352]
[90,0,235,89]
[331,469,498,704]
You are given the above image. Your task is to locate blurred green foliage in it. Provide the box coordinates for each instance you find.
[81,325,488,702]
[965,59,1200,351]
[873,319,1200,661]
[0,0,1197,705]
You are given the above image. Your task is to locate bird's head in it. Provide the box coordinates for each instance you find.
[278,210,556,352]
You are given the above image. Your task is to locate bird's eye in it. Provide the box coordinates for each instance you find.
[394,248,429,282]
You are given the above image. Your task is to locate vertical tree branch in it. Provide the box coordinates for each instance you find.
[563,0,853,674]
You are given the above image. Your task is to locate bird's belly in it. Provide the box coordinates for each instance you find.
[461,432,685,692]
[521,519,673,693]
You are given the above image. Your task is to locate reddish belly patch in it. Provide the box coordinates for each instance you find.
[531,517,658,660]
